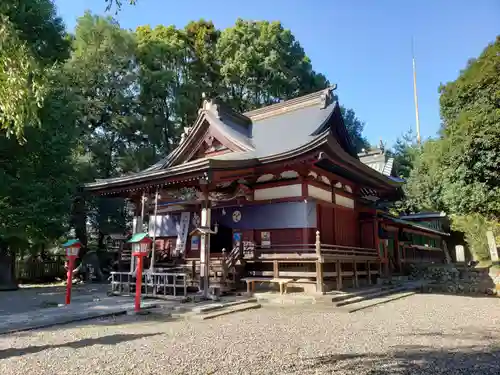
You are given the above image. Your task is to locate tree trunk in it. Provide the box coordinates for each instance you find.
[98,231,105,250]
[72,190,88,259]
[0,240,18,291]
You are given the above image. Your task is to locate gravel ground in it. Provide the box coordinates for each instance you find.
[1,294,500,375]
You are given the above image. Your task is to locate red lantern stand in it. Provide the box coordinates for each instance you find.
[128,234,153,312]
[62,239,82,305]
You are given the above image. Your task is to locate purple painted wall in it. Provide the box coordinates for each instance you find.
[147,201,316,236]
[212,201,316,230]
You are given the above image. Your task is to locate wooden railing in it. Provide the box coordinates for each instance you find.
[320,244,380,258]
[244,231,379,262]
[403,245,445,264]
[110,271,188,297]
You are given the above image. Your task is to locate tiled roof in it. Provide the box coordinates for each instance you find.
[358,148,394,177]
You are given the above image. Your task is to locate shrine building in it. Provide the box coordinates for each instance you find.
[85,86,448,294]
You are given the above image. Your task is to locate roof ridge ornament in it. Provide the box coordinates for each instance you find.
[179,126,193,144]
[320,87,332,109]
[245,84,338,121]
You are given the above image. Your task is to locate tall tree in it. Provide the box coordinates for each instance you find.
[404,36,500,218]
[340,107,370,153]
[437,36,500,217]
[0,69,80,286]
[0,0,75,288]
[216,19,329,112]
[388,129,420,179]
[0,0,69,140]
[135,24,189,157]
[66,13,139,248]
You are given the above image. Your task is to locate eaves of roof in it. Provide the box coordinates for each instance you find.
[379,213,449,237]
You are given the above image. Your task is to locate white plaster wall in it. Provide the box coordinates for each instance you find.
[335,193,355,209]
[254,184,302,200]
[308,184,332,202]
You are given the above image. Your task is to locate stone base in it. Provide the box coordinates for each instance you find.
[413,263,500,296]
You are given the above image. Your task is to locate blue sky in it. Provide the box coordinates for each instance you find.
[54,0,499,147]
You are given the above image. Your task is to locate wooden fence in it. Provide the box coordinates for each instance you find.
[15,258,66,283]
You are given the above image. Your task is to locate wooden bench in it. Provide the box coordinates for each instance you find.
[241,277,294,295]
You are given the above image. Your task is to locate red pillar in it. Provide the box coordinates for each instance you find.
[135,255,144,312]
[65,257,75,305]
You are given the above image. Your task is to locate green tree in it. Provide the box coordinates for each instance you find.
[401,37,499,259]
[217,19,329,112]
[135,24,189,157]
[405,36,500,218]
[105,0,136,12]
[65,13,141,249]
[0,0,69,140]
[437,36,500,217]
[0,0,75,287]
[403,138,447,212]
[0,70,80,285]
[340,107,370,153]
[388,128,420,179]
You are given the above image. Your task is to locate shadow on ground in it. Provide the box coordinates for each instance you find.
[294,346,500,375]
[287,328,500,375]
[0,332,160,360]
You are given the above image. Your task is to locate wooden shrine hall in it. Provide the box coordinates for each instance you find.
[85,86,448,295]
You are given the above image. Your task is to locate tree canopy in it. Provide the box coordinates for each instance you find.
[0,0,68,140]
[0,6,372,268]
[389,36,500,259]
[403,36,500,218]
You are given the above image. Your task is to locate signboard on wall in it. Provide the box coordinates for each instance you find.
[232,232,240,246]
[261,231,271,248]
[191,236,200,251]
[174,212,191,255]
[486,230,499,262]
[455,245,465,263]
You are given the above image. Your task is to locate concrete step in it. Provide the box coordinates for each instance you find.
[169,298,260,320]
[343,291,417,313]
[254,292,323,305]
[196,302,261,320]
[192,298,258,314]
[335,285,412,307]
[331,285,398,303]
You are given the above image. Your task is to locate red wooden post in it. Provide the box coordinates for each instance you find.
[128,233,152,313]
[62,239,82,305]
[135,255,144,312]
[66,256,75,305]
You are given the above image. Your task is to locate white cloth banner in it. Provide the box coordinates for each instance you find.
[174,212,191,255]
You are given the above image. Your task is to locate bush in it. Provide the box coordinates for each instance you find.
[451,214,500,261]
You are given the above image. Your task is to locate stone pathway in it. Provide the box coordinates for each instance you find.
[0,284,110,315]
[0,296,161,334]
[0,283,255,334]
